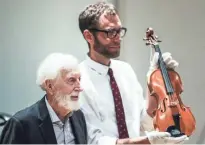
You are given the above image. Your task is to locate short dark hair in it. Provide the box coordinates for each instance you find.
[78,1,118,34]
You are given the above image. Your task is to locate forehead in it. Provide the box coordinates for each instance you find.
[98,12,122,29]
[61,69,81,78]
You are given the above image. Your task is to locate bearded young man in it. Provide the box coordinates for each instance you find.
[0,53,87,144]
[78,1,189,144]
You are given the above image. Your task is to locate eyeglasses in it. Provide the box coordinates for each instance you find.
[89,27,127,39]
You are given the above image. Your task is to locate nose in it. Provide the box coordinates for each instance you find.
[113,33,122,42]
[74,87,83,92]
[74,79,83,92]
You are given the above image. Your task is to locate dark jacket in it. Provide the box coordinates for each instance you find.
[0,97,88,144]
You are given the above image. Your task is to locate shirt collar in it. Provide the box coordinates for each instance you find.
[45,97,61,123]
[85,55,113,76]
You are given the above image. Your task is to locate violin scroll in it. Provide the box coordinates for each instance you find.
[143,27,162,46]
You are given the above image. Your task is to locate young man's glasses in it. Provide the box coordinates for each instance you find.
[89,27,127,39]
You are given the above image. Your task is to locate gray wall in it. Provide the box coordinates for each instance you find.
[0,0,114,114]
[118,0,205,143]
[1,0,204,143]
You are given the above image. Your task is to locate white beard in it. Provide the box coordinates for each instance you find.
[65,96,80,111]
[52,93,80,111]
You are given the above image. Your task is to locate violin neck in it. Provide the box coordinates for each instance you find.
[154,44,174,95]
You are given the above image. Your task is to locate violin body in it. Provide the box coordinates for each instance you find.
[144,27,196,137]
[148,69,196,137]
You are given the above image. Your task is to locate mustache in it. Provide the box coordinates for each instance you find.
[51,94,69,106]
[110,42,121,46]
[51,93,80,111]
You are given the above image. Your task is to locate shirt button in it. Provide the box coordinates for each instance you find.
[99,112,105,121]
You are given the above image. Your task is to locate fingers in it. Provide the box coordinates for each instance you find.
[155,131,171,138]
[146,131,171,140]
[175,137,189,144]
[148,52,179,82]
[160,132,172,137]
[165,135,189,144]
[169,60,179,69]
[162,52,179,69]
[147,131,189,144]
[151,52,178,69]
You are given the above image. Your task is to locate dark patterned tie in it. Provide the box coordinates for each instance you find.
[108,68,129,139]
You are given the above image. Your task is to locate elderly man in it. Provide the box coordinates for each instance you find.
[0,53,87,144]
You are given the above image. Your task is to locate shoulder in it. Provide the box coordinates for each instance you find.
[111,59,135,73]
[9,100,40,124]
[112,59,133,68]
[79,60,86,68]
[111,59,142,86]
[79,60,88,74]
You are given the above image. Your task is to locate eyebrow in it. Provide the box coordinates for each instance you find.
[105,26,122,30]
[67,75,80,80]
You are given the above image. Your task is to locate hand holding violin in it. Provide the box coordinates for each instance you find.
[147,52,179,81]
[143,27,196,138]
[146,131,189,144]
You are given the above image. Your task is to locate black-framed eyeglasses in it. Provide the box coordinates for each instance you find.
[89,27,127,39]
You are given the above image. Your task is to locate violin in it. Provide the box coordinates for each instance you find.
[143,27,196,137]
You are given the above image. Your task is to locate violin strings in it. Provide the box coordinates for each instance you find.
[157,46,174,96]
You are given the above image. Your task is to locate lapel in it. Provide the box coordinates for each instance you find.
[69,111,86,144]
[37,96,57,144]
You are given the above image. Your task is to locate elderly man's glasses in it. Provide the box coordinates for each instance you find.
[89,27,127,39]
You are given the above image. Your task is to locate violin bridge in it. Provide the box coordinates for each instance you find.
[169,102,179,107]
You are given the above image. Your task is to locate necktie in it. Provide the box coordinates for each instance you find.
[108,68,129,139]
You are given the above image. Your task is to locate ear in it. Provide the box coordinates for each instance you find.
[83,29,94,45]
[44,79,55,95]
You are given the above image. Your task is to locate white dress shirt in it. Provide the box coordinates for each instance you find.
[79,56,154,144]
